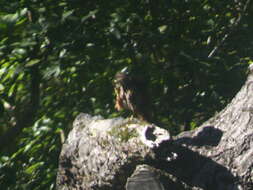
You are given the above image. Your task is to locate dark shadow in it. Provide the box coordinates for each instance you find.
[174,126,223,146]
[147,127,239,190]
[145,126,157,141]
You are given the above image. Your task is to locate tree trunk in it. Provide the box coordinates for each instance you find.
[56,65,253,190]
[172,64,253,189]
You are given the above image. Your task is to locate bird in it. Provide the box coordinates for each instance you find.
[113,68,152,122]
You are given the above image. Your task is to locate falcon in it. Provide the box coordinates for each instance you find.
[113,68,152,122]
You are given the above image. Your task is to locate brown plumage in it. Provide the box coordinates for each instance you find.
[113,71,152,122]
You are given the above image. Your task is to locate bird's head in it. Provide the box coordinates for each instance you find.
[113,67,132,89]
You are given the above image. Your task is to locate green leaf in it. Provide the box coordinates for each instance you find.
[61,10,74,22]
[0,83,4,91]
[8,84,16,97]
[81,10,98,23]
[25,162,44,175]
[12,48,27,56]
[26,59,40,67]
[0,8,27,25]
[158,25,167,33]
[43,65,61,79]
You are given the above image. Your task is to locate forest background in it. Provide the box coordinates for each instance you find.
[0,0,252,189]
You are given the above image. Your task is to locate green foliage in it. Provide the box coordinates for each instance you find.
[0,119,60,190]
[0,0,252,189]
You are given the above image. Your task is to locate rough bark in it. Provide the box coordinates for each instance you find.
[56,65,253,190]
[56,114,172,190]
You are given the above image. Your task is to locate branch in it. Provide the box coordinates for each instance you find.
[0,65,40,151]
